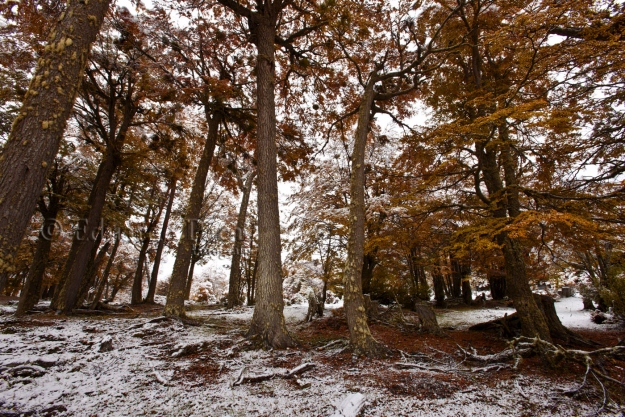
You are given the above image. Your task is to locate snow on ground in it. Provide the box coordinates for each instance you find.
[0,298,621,417]
[437,295,618,331]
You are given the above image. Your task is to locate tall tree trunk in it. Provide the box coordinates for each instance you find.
[245,19,294,349]
[0,0,111,287]
[55,147,121,313]
[164,111,222,316]
[145,178,177,303]
[342,79,383,356]
[90,231,120,309]
[227,171,256,309]
[15,199,61,316]
[477,138,551,341]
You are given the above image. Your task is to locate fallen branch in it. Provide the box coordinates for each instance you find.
[232,362,315,386]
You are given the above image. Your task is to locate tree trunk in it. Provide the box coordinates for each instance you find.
[488,271,507,300]
[361,253,377,296]
[227,171,256,309]
[462,277,472,305]
[90,232,120,309]
[76,239,110,308]
[145,177,177,304]
[55,146,121,313]
[247,254,257,306]
[342,79,383,356]
[432,270,447,308]
[476,136,552,341]
[15,201,61,316]
[413,304,443,335]
[185,246,200,301]
[582,296,595,310]
[164,111,222,316]
[75,229,103,305]
[451,258,472,304]
[245,19,295,349]
[450,258,462,298]
[499,235,552,341]
[0,0,111,284]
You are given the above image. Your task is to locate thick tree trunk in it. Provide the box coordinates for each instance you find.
[145,178,177,304]
[0,0,111,284]
[342,79,383,356]
[90,232,120,309]
[55,147,121,313]
[227,171,256,309]
[15,202,61,316]
[499,235,552,341]
[476,137,552,341]
[164,111,222,316]
[245,19,295,349]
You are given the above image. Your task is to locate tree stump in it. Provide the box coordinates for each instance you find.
[363,294,381,320]
[413,303,444,335]
[304,291,321,322]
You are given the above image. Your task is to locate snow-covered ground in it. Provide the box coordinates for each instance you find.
[0,297,621,416]
[437,295,620,331]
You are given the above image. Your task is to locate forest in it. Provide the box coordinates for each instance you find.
[0,0,624,415]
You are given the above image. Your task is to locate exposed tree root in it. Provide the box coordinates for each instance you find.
[232,362,315,386]
[460,336,625,413]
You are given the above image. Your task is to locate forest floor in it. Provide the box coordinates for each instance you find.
[0,296,623,417]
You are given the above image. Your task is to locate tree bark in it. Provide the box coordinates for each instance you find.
[15,198,61,316]
[361,253,377,296]
[488,272,507,300]
[164,111,222,316]
[245,18,295,349]
[185,255,197,301]
[90,231,119,309]
[132,197,163,305]
[185,229,202,301]
[0,0,111,282]
[432,269,447,308]
[145,178,177,304]
[227,171,256,309]
[55,145,122,313]
[342,79,383,356]
[450,258,462,298]
[76,239,110,308]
